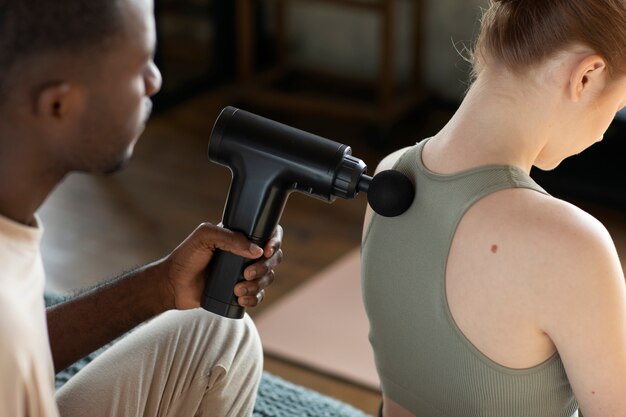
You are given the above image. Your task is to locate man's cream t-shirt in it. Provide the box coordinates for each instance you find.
[0,214,59,416]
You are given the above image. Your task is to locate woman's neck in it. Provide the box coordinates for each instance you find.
[427,70,560,175]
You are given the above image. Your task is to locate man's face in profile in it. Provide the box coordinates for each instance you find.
[69,0,162,175]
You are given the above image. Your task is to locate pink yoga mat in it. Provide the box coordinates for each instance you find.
[255,249,380,390]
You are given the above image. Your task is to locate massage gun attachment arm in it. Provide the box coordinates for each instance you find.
[201,155,364,319]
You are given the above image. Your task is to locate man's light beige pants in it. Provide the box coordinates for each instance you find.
[55,309,263,417]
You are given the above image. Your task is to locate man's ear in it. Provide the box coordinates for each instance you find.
[35,82,84,122]
[569,54,607,103]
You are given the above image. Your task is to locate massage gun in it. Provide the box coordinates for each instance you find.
[202,106,415,318]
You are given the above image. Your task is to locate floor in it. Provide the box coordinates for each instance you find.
[39,88,626,415]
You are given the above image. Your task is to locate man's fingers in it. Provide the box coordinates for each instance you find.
[243,248,283,280]
[235,270,276,297]
[238,289,267,307]
[264,225,283,258]
[192,223,263,259]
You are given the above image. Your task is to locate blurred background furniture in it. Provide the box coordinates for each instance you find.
[153,0,430,139]
[233,0,427,139]
[153,0,236,109]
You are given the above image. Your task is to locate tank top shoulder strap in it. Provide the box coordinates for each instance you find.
[392,138,549,203]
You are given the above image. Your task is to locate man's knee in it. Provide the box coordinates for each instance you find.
[176,310,263,404]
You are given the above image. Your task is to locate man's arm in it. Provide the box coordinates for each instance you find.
[47,222,283,373]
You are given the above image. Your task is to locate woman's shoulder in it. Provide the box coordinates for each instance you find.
[517,192,615,260]
[478,188,616,267]
[459,187,620,307]
[532,195,622,299]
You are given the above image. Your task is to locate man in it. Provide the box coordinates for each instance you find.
[0,0,283,416]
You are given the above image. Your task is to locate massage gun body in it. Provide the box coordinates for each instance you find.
[202,107,367,318]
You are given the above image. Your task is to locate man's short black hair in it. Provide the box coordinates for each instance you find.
[0,0,122,101]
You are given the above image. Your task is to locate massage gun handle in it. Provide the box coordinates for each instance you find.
[201,238,265,319]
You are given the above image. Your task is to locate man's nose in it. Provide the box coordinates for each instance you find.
[145,61,162,97]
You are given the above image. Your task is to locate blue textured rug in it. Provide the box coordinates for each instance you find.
[253,373,373,417]
[45,294,373,417]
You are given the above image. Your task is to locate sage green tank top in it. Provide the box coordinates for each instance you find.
[361,139,579,417]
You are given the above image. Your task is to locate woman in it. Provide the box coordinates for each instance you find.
[361,1,626,416]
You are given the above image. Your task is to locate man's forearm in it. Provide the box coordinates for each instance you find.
[46,260,172,373]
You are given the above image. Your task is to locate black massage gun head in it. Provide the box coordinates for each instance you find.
[359,170,415,217]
